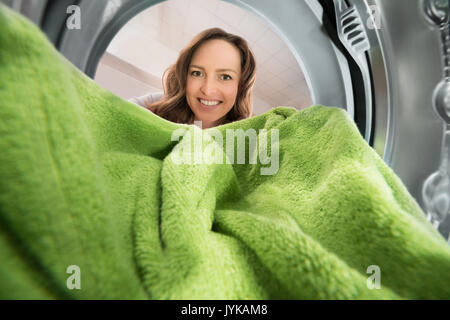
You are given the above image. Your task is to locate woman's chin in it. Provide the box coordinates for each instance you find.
[193,117,220,128]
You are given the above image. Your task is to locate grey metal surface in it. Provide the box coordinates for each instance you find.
[421,0,450,232]
[378,0,442,201]
[0,0,19,11]
[334,0,373,144]
[0,0,47,25]
[20,0,47,26]
[41,0,77,45]
[362,0,391,162]
[372,0,450,234]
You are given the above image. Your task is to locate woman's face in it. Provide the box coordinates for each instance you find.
[186,39,241,128]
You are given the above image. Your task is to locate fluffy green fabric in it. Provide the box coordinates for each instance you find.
[0,4,449,300]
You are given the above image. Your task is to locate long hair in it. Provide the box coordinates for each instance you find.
[146,28,257,125]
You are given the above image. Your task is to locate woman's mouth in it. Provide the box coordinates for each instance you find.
[198,98,222,107]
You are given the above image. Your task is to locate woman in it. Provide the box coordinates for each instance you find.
[130,27,257,129]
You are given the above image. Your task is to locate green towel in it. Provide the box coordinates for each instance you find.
[0,4,449,300]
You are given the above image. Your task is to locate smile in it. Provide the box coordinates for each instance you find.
[198,98,222,106]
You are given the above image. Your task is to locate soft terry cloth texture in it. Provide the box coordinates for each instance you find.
[0,4,449,300]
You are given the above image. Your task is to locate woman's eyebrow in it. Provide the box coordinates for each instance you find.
[190,64,238,75]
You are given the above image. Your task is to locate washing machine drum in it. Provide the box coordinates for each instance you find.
[2,0,446,223]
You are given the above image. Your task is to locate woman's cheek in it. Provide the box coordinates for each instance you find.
[224,82,238,99]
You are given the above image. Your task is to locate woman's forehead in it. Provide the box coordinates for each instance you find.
[190,39,241,73]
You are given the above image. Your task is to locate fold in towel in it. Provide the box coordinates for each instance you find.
[0,4,449,299]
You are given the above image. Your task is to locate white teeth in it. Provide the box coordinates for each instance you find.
[200,99,221,106]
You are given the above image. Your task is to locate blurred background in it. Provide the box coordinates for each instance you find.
[94,0,313,115]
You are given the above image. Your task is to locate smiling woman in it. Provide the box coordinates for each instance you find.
[186,39,243,128]
[141,27,257,129]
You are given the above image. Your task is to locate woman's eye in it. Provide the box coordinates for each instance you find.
[190,71,231,80]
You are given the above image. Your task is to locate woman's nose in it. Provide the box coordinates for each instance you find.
[200,78,218,96]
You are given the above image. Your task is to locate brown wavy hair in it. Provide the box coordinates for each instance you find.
[145,28,257,126]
